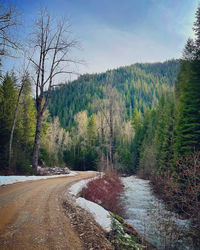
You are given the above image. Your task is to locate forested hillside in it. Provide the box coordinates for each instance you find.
[48,60,179,128]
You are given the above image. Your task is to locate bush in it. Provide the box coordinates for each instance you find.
[151,152,200,247]
[152,152,200,218]
[109,215,145,250]
[16,158,34,175]
[39,148,50,166]
[39,148,59,167]
[81,171,124,215]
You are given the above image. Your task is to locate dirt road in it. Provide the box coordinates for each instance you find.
[0,171,97,250]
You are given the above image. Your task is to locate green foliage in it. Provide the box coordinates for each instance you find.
[0,73,36,173]
[0,74,17,170]
[132,93,176,176]
[174,6,200,158]
[110,215,145,250]
[14,145,34,175]
[64,144,98,171]
[17,78,36,145]
[134,5,200,178]
[16,156,34,175]
[39,148,50,166]
[131,108,142,130]
[175,60,200,157]
[48,60,179,128]
[120,148,132,167]
[87,114,96,146]
[46,61,179,172]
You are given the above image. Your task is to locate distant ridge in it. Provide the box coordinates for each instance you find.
[48,59,179,127]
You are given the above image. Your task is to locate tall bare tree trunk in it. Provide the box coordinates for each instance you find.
[101,117,105,158]
[32,106,43,173]
[9,95,20,170]
[8,77,25,171]
[106,152,109,170]
[109,103,114,170]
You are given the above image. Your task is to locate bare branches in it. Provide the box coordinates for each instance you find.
[0,1,21,56]
[30,9,79,101]
[31,8,80,172]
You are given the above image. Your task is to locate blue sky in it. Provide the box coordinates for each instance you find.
[3,0,199,76]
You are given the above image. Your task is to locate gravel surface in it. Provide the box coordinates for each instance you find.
[0,171,111,250]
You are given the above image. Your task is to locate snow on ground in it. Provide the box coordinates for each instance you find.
[0,171,77,186]
[76,197,112,232]
[69,172,112,232]
[69,178,93,196]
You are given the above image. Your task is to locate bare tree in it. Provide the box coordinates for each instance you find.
[104,85,125,169]
[0,1,20,57]
[94,84,125,170]
[30,9,79,173]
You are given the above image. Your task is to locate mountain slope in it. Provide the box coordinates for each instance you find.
[48,60,179,127]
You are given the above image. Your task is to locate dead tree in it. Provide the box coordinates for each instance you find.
[94,84,125,170]
[30,9,78,173]
[105,85,120,169]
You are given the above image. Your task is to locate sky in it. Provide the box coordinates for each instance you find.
[3,0,199,78]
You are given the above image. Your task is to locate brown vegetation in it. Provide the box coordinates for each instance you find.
[151,152,200,246]
[81,170,124,215]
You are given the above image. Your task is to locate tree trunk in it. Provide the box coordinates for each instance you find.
[106,152,109,170]
[109,104,114,170]
[32,111,42,174]
[8,83,24,171]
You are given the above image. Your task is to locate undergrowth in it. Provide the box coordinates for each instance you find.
[81,170,124,215]
[109,215,146,250]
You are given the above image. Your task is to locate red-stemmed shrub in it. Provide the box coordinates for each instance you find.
[81,170,124,215]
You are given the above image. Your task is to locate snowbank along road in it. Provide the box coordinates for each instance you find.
[0,171,97,250]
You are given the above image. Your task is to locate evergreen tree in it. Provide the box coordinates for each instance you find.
[87,114,96,146]
[182,38,195,60]
[19,78,36,146]
[175,60,200,156]
[193,5,200,58]
[0,74,17,171]
[175,7,200,157]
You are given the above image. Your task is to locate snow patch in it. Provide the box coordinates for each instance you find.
[76,197,111,232]
[69,172,112,232]
[0,171,77,186]
[69,178,93,196]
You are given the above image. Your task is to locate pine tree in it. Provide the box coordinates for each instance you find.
[87,114,96,147]
[131,108,142,130]
[175,7,200,157]
[182,38,195,60]
[193,5,200,58]
[18,77,36,146]
[175,60,200,156]
[0,74,17,171]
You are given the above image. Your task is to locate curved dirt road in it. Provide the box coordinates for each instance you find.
[0,171,97,250]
